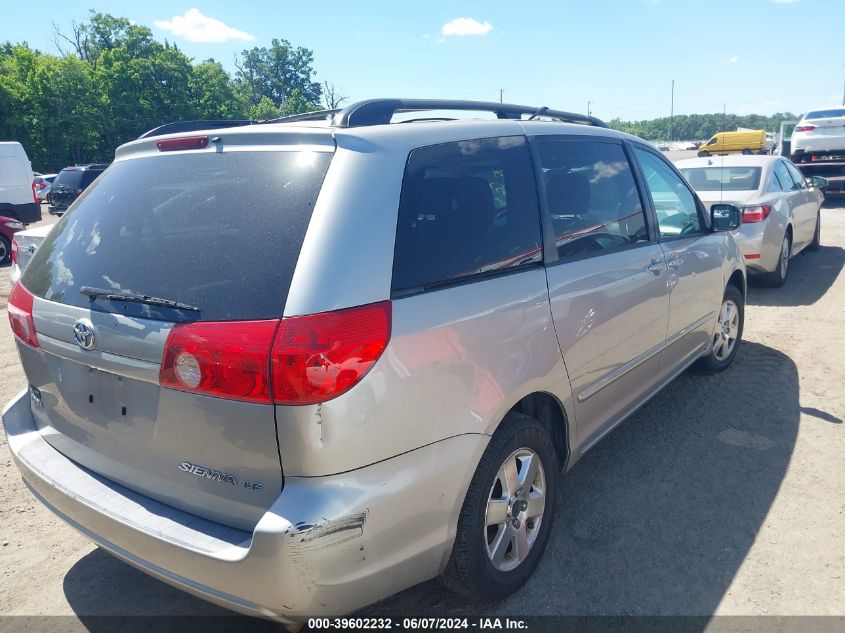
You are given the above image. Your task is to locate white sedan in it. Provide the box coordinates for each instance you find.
[791,107,845,162]
[676,155,825,286]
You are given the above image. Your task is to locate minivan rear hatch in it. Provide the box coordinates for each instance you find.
[16,137,333,530]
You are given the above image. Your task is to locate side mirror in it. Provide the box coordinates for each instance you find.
[807,176,829,190]
[711,204,741,231]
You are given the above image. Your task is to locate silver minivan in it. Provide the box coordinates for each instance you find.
[3,99,745,623]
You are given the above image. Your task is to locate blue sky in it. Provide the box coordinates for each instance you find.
[3,0,843,120]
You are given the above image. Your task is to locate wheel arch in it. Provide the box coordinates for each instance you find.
[727,268,746,299]
[504,392,570,473]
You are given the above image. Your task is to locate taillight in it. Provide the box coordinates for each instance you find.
[156,136,209,152]
[160,320,279,404]
[741,204,772,223]
[31,181,38,204]
[7,283,39,348]
[10,238,18,264]
[795,125,815,132]
[76,189,83,196]
[271,301,391,405]
[159,302,391,405]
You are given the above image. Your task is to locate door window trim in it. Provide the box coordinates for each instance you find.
[528,134,658,268]
[627,141,710,241]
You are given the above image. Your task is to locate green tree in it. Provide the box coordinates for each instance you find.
[234,39,322,113]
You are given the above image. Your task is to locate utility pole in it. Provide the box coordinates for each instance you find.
[499,89,504,104]
[587,100,593,116]
[669,79,674,143]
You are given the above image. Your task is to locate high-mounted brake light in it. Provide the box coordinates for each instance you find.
[156,136,209,152]
[159,302,392,405]
[741,204,772,223]
[7,283,39,348]
[795,125,815,132]
[271,301,391,405]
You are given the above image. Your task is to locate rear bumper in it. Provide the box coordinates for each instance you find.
[733,222,782,274]
[3,388,486,621]
[0,202,41,225]
[792,135,845,155]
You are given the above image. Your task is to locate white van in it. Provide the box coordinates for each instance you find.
[0,142,41,224]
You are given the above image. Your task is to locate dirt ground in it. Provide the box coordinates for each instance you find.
[0,200,843,624]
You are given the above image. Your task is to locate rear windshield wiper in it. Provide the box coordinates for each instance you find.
[79,286,201,312]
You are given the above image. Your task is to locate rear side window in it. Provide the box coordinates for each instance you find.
[392,136,542,293]
[772,161,794,191]
[784,162,807,190]
[23,151,332,321]
[536,139,648,260]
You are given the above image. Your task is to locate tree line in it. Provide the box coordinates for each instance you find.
[608,112,798,143]
[0,11,347,172]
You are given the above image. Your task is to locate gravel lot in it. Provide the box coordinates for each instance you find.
[1,198,843,624]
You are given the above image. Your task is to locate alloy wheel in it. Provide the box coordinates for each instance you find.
[713,299,740,361]
[485,448,546,572]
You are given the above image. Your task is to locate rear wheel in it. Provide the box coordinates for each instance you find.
[0,235,9,265]
[764,233,791,287]
[696,285,744,373]
[440,412,559,601]
[808,213,821,251]
[742,148,752,155]
[698,151,710,157]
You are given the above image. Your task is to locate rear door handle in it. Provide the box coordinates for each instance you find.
[666,253,683,270]
[648,262,665,273]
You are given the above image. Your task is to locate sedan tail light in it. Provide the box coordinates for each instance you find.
[10,238,18,265]
[159,301,392,405]
[31,181,38,204]
[7,283,39,348]
[795,125,816,132]
[741,205,772,223]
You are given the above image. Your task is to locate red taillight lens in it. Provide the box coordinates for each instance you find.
[160,320,279,403]
[795,125,815,132]
[271,301,391,405]
[156,136,209,152]
[10,238,18,264]
[7,283,38,348]
[31,181,38,204]
[741,204,772,223]
[38,181,45,190]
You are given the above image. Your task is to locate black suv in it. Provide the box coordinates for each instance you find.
[48,164,109,215]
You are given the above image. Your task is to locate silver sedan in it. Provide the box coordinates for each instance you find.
[677,155,825,286]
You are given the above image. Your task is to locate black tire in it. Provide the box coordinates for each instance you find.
[440,412,559,601]
[808,213,821,251]
[698,151,710,158]
[763,232,791,287]
[696,284,744,373]
[0,235,9,265]
[742,148,752,155]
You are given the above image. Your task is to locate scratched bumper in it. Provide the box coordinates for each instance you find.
[2,389,488,620]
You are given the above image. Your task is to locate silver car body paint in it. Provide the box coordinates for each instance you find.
[3,116,746,621]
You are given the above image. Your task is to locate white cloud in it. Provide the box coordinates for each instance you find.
[441,18,493,37]
[154,8,254,43]
[727,55,740,64]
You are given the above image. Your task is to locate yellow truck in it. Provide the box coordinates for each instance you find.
[697,129,768,157]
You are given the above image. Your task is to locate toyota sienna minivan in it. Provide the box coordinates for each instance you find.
[4,99,745,623]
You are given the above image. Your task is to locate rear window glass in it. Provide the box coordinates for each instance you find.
[53,169,84,189]
[680,166,762,191]
[805,108,845,120]
[392,136,542,293]
[22,151,332,321]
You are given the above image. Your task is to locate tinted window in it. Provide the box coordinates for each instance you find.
[681,166,762,192]
[53,169,84,189]
[23,151,332,321]
[536,139,648,259]
[80,169,104,188]
[784,162,807,190]
[634,147,702,238]
[392,136,541,292]
[805,108,845,120]
[772,161,793,191]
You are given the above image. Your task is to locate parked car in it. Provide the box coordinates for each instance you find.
[0,142,41,225]
[33,174,56,202]
[47,163,109,214]
[3,99,745,624]
[8,223,52,284]
[791,107,845,163]
[0,215,25,264]
[677,155,824,286]
[698,130,768,157]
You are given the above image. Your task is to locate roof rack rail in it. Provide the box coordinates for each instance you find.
[262,109,339,124]
[138,120,255,139]
[331,99,609,128]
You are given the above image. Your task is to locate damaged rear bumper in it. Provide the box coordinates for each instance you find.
[2,389,488,621]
